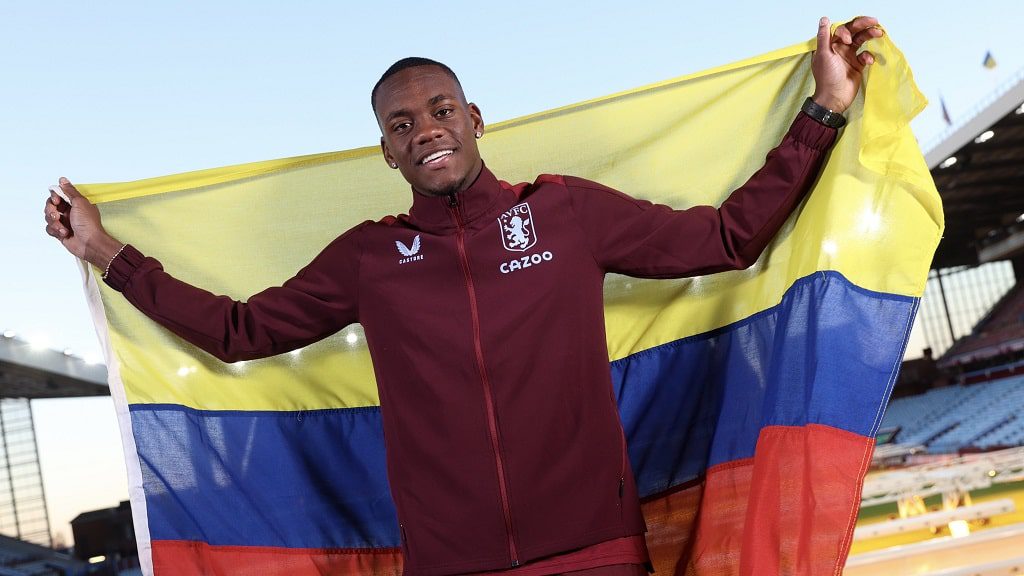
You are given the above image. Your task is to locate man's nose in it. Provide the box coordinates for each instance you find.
[414,118,445,145]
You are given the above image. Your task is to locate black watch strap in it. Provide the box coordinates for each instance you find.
[801,97,846,128]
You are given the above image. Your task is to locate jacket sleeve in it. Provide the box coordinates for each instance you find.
[565,112,837,278]
[101,224,365,363]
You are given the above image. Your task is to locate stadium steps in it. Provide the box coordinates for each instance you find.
[923,423,963,452]
[971,414,1018,447]
[978,414,1024,448]
[883,387,968,442]
[929,376,1024,449]
[895,387,986,446]
[880,374,1024,452]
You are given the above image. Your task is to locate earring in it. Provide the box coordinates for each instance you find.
[390,162,398,169]
[475,132,482,139]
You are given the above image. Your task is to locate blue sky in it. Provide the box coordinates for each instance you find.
[2,0,1020,546]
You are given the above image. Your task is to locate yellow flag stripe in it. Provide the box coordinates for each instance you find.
[77,38,819,204]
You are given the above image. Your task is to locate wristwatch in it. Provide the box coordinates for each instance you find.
[801,97,846,128]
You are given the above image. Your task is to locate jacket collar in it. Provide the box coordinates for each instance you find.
[406,164,509,233]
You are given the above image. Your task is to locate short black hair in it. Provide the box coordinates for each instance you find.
[371,57,462,113]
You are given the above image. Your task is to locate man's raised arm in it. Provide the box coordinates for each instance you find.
[44,178,362,362]
[566,112,835,279]
[566,16,883,279]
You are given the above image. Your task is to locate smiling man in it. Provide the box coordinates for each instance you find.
[373,59,485,200]
[46,16,883,576]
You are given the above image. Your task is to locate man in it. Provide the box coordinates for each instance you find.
[45,16,882,576]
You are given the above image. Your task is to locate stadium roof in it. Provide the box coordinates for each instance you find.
[923,68,1024,269]
[0,334,108,399]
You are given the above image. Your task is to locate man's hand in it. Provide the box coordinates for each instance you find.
[811,16,884,114]
[44,177,124,269]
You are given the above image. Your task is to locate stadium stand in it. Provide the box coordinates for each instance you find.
[0,534,86,576]
[884,267,1024,456]
[941,282,1024,373]
[880,375,1024,452]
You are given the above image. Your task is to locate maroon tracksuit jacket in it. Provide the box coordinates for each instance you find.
[103,112,836,575]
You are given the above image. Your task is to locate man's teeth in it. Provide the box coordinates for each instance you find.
[421,150,453,164]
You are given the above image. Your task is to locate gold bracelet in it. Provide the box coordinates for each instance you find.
[101,243,128,281]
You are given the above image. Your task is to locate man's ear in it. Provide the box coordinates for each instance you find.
[380,137,397,168]
[469,103,484,137]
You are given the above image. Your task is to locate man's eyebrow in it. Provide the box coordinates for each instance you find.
[385,108,412,124]
[428,94,452,106]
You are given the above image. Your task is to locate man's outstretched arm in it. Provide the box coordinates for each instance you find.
[44,179,362,362]
[567,16,883,278]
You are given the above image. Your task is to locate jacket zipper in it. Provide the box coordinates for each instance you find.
[447,192,520,567]
[619,427,628,496]
[618,428,627,523]
[613,388,628,524]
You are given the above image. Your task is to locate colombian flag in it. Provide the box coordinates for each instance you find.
[78,29,941,576]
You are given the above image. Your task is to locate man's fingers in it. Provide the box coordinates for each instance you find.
[845,16,880,35]
[43,193,73,240]
[816,16,831,54]
[58,177,85,201]
[48,189,71,209]
[833,24,853,46]
[44,204,59,230]
[43,179,82,244]
[46,195,69,222]
[858,51,875,67]
[851,27,882,48]
[46,196,67,215]
[46,223,68,239]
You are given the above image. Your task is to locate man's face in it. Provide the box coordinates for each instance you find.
[376,66,484,197]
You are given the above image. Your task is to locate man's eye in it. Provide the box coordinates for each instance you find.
[393,122,410,132]
[436,108,454,118]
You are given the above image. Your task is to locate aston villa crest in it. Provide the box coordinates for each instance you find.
[498,203,537,252]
